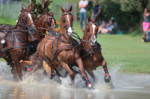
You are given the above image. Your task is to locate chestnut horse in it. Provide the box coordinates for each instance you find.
[48,17,111,83]
[70,17,111,83]
[28,11,57,56]
[30,11,57,42]
[31,6,93,89]
[0,7,36,81]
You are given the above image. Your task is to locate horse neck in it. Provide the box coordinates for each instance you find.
[82,31,92,51]
[60,19,73,42]
[33,15,46,41]
[15,14,27,30]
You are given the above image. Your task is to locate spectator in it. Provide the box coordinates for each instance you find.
[98,19,107,33]
[143,28,150,42]
[142,8,150,42]
[78,0,88,30]
[98,17,118,34]
[92,1,101,26]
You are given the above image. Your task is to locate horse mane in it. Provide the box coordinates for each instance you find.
[36,13,53,21]
[15,9,29,28]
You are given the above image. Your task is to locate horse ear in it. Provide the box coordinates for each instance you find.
[95,16,98,23]
[88,16,91,22]
[22,6,25,12]
[28,4,33,12]
[60,6,65,13]
[68,6,72,12]
[52,11,55,16]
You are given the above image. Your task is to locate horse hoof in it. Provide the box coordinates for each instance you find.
[89,87,99,91]
[24,65,32,72]
[11,68,16,74]
[43,70,48,76]
[59,76,64,80]
[89,87,95,90]
[104,75,111,83]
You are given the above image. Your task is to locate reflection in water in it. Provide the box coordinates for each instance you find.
[0,62,150,99]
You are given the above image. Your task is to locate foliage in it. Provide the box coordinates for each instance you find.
[21,0,53,19]
[120,0,142,12]
[98,0,142,31]
[86,1,93,18]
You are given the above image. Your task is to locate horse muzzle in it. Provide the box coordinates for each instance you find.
[68,27,73,36]
[89,35,97,46]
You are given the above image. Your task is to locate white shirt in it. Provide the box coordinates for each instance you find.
[79,0,88,13]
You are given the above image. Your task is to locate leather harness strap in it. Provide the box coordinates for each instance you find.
[55,44,75,56]
[0,43,28,52]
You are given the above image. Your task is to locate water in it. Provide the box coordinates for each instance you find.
[0,62,150,99]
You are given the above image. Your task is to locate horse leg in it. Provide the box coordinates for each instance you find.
[76,58,92,89]
[32,57,43,73]
[12,58,23,81]
[60,62,75,83]
[86,69,97,83]
[102,60,111,83]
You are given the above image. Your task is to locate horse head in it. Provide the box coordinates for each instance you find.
[44,10,57,35]
[60,6,74,36]
[85,16,99,46]
[20,7,36,34]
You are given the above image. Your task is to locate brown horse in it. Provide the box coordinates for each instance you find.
[72,17,111,83]
[27,10,57,56]
[31,6,93,89]
[0,7,36,81]
[53,17,111,83]
[30,11,57,42]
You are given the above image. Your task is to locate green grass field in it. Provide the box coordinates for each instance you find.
[73,22,150,73]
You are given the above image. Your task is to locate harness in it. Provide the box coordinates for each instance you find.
[80,42,101,59]
[79,22,100,70]
[40,31,79,77]
[61,12,73,33]
[0,11,35,63]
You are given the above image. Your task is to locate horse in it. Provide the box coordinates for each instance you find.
[0,7,36,81]
[30,11,57,41]
[27,10,57,56]
[46,16,111,84]
[30,6,94,89]
[69,16,111,83]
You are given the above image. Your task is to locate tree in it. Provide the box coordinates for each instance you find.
[139,0,149,10]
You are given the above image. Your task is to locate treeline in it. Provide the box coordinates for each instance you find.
[85,0,150,32]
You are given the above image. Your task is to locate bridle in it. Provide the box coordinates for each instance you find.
[21,11,34,28]
[43,16,57,36]
[61,12,73,32]
[82,22,98,46]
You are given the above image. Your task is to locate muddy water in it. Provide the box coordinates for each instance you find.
[0,62,150,99]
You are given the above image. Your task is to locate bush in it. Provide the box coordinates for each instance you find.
[98,1,142,32]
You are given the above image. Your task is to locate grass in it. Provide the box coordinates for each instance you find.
[73,22,150,73]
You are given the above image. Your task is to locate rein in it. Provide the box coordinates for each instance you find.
[0,11,35,59]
